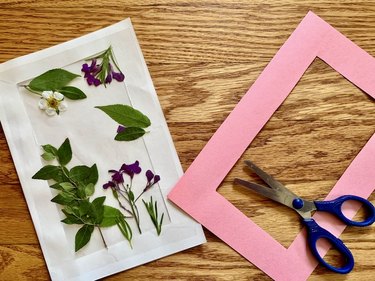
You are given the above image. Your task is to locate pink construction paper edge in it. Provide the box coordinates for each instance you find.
[168,11,375,281]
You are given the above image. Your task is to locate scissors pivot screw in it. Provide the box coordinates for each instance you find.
[292,198,304,209]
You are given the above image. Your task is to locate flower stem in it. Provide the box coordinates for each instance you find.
[24,86,42,96]
[98,227,107,249]
[128,195,142,234]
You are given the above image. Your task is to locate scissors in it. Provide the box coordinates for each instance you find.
[234,160,375,274]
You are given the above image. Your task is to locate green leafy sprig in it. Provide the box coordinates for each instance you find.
[95,104,151,141]
[25,69,87,100]
[142,196,164,236]
[32,138,132,251]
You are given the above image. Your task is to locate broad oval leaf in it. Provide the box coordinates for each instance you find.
[75,224,94,252]
[115,127,146,141]
[128,190,135,202]
[42,144,58,156]
[89,196,106,224]
[41,152,55,161]
[28,69,80,91]
[51,192,75,205]
[57,138,72,166]
[61,214,83,225]
[59,86,87,100]
[100,205,122,227]
[95,104,151,128]
[85,183,95,197]
[70,164,98,186]
[32,165,61,180]
[60,182,75,191]
[78,200,91,216]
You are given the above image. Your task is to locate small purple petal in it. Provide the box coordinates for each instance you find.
[117,125,126,133]
[105,73,112,84]
[81,63,90,73]
[111,171,124,183]
[146,170,154,182]
[89,59,97,70]
[112,72,125,82]
[153,175,160,184]
[103,181,115,189]
[92,65,101,76]
[86,74,95,85]
[121,161,142,178]
[94,78,101,86]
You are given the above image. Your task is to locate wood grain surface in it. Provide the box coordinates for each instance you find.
[1,1,375,280]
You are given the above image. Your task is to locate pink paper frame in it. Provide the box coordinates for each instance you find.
[168,11,375,280]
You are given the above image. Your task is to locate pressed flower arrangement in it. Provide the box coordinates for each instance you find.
[29,45,166,252]
[32,138,132,251]
[103,161,164,235]
[24,69,87,116]
[82,46,125,87]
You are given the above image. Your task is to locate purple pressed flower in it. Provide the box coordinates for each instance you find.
[93,78,101,86]
[146,170,154,183]
[105,73,112,84]
[117,125,126,133]
[112,72,125,82]
[109,169,124,184]
[121,161,142,178]
[154,175,160,184]
[86,74,95,85]
[82,46,125,87]
[81,63,90,73]
[143,170,161,192]
[103,181,115,189]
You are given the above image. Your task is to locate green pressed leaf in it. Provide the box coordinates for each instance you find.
[61,213,83,225]
[128,190,135,202]
[112,189,119,200]
[41,152,55,161]
[53,166,70,183]
[50,183,63,190]
[100,205,122,227]
[89,196,106,224]
[51,192,75,205]
[95,104,151,128]
[115,127,146,141]
[116,216,132,246]
[61,216,81,225]
[28,69,80,91]
[84,183,95,197]
[78,200,91,216]
[42,144,58,156]
[86,164,99,185]
[76,183,87,199]
[75,224,94,252]
[32,165,61,180]
[57,138,72,166]
[60,182,75,191]
[69,164,98,186]
[59,86,87,100]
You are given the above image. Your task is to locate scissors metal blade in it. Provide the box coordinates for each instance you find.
[244,160,299,198]
[234,178,297,209]
[240,160,316,218]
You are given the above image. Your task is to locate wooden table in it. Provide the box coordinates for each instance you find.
[1,1,374,280]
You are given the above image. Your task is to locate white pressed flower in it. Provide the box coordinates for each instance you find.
[42,90,53,99]
[38,90,67,116]
[38,99,48,110]
[45,108,57,116]
[53,91,64,101]
[58,101,68,112]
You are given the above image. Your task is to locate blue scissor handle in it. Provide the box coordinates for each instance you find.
[314,195,375,227]
[303,218,354,274]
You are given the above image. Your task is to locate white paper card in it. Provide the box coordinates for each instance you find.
[0,18,205,281]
